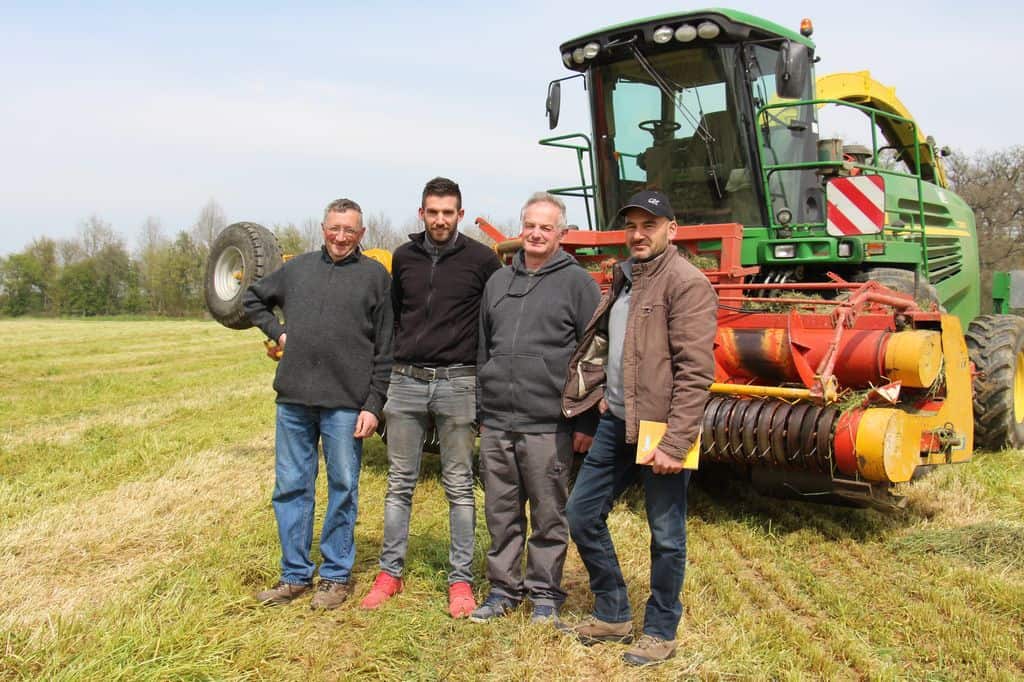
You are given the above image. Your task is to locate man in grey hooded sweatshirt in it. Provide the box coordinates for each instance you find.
[470,192,601,624]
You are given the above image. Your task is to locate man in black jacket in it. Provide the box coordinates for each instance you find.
[243,198,393,611]
[360,177,500,618]
[471,192,600,624]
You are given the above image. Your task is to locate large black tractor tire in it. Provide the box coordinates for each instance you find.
[965,314,1024,451]
[204,222,283,330]
[852,267,941,310]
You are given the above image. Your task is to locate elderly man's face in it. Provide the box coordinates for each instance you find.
[322,209,364,261]
[419,194,463,245]
[623,208,676,261]
[519,201,564,264]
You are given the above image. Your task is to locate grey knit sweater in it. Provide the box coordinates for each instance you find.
[243,247,393,417]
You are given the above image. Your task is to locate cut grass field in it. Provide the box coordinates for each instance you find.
[1,318,1022,680]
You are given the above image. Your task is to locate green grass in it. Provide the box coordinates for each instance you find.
[1,319,1023,680]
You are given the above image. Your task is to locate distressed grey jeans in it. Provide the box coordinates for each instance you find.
[379,371,477,584]
[479,428,573,607]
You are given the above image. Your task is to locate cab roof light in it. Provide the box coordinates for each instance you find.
[800,18,813,37]
[674,24,697,42]
[697,22,720,39]
[652,25,674,44]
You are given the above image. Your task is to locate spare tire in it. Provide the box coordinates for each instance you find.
[204,222,283,329]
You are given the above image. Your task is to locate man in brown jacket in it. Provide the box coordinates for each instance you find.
[559,190,718,666]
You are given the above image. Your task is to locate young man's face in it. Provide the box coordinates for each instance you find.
[419,194,464,245]
[321,209,364,261]
[623,208,677,261]
[519,201,564,264]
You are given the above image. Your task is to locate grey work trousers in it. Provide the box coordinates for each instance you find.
[479,428,573,607]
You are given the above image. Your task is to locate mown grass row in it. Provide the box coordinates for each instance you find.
[2,319,1022,680]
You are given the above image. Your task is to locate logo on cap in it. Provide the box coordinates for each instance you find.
[647,197,661,206]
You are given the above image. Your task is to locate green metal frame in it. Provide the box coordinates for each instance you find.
[538,133,597,230]
[993,271,1011,314]
[755,98,930,274]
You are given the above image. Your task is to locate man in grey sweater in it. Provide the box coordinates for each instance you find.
[243,198,393,611]
[470,192,601,624]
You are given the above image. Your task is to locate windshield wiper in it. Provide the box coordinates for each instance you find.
[626,42,722,197]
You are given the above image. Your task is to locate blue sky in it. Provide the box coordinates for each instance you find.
[2,1,1020,255]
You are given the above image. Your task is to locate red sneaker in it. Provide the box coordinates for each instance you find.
[359,571,403,610]
[448,581,476,619]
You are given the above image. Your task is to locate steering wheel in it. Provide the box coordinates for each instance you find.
[638,119,681,140]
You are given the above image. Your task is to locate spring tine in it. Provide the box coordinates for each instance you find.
[713,398,737,462]
[769,401,789,467]
[703,396,726,459]
[817,406,839,472]
[785,403,812,464]
[741,399,765,462]
[756,400,777,463]
[728,399,750,464]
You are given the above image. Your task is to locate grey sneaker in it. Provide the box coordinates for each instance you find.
[254,580,311,606]
[310,579,353,610]
[469,594,520,623]
[530,604,560,624]
[623,634,678,666]
[556,615,633,645]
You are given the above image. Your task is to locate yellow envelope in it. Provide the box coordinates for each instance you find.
[636,420,700,470]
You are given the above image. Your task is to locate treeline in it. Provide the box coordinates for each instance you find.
[0,200,506,318]
[3,146,1021,318]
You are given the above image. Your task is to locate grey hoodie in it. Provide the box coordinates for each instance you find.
[477,248,601,433]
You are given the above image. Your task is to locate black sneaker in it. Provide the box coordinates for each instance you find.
[468,593,519,623]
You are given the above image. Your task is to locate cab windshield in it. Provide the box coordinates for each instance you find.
[588,42,818,229]
[590,44,763,227]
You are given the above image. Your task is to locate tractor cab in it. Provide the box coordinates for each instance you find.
[549,9,818,231]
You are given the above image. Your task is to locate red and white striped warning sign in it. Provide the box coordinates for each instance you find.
[826,175,885,236]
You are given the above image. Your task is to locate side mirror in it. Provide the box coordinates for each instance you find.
[775,40,810,99]
[546,80,561,130]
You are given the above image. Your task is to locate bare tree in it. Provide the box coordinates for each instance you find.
[301,217,321,252]
[136,216,168,313]
[362,211,405,251]
[192,198,227,249]
[79,215,122,258]
[57,238,85,266]
[947,146,1024,310]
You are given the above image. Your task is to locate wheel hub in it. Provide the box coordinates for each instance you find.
[213,246,245,301]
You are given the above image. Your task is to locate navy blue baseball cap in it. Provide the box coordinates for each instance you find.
[616,190,675,220]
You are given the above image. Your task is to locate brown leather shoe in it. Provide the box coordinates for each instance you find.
[557,615,633,645]
[622,634,678,666]
[254,581,311,605]
[310,579,353,610]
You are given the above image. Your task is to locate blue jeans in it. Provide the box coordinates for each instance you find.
[273,403,362,585]
[566,413,691,640]
[380,371,477,584]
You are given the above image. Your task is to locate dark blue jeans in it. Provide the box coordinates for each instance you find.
[273,403,362,585]
[566,413,691,640]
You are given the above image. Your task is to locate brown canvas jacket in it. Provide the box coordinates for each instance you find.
[561,247,718,459]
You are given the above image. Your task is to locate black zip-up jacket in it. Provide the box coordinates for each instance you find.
[242,246,393,417]
[391,231,501,366]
